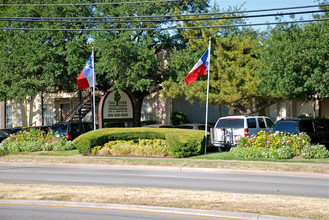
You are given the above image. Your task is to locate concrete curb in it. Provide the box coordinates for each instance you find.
[0,199,311,220]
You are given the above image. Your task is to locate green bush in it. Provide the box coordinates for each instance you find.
[232,131,329,159]
[301,145,329,159]
[171,111,189,126]
[94,139,169,157]
[73,127,205,158]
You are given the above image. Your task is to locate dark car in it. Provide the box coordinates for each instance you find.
[0,127,22,143]
[273,118,329,148]
[51,122,97,140]
[144,124,173,128]
[175,123,213,132]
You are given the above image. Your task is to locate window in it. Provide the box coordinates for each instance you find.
[300,120,314,133]
[70,123,81,133]
[6,106,12,128]
[314,120,328,132]
[265,118,274,128]
[258,118,266,128]
[216,119,244,128]
[247,118,257,128]
[43,105,54,126]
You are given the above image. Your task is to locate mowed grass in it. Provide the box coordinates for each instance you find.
[1,150,329,174]
[0,183,328,220]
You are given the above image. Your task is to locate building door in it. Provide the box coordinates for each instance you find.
[60,103,70,121]
[6,106,12,128]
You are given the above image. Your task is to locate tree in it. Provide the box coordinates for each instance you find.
[0,0,93,101]
[259,21,329,105]
[162,7,278,115]
[92,0,209,126]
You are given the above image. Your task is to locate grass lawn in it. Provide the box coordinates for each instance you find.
[1,149,329,174]
[192,151,329,164]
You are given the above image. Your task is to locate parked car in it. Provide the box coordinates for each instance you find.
[273,118,329,149]
[144,124,173,128]
[0,127,22,143]
[51,122,97,140]
[175,123,213,132]
[211,116,275,151]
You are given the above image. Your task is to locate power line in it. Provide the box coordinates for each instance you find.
[1,9,327,24]
[1,18,328,32]
[0,0,179,7]
[1,4,328,21]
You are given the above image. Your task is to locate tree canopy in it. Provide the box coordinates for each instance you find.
[0,0,209,126]
[0,0,94,101]
[1,0,329,121]
[161,7,279,115]
[259,19,329,103]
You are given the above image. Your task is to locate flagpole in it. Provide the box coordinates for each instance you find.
[204,38,211,154]
[92,47,96,131]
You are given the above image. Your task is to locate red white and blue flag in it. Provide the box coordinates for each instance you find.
[77,55,95,90]
[184,48,210,85]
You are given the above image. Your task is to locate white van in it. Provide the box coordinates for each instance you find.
[210,116,274,151]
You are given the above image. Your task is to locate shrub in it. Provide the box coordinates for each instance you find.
[94,139,169,157]
[73,127,205,158]
[301,145,329,159]
[171,111,189,126]
[232,131,329,159]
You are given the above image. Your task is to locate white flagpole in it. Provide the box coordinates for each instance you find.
[92,47,96,130]
[204,38,211,154]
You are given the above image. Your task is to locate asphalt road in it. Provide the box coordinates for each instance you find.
[0,165,328,198]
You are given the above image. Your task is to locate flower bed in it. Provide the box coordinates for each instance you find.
[230,131,329,159]
[0,128,75,153]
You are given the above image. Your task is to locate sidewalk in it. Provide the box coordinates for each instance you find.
[0,199,311,220]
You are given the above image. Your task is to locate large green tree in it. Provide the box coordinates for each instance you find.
[162,8,278,115]
[92,0,209,126]
[0,0,93,101]
[259,20,329,105]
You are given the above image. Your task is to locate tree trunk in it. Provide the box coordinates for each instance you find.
[126,90,148,127]
[0,101,5,129]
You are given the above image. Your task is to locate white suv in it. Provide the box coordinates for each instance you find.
[210,116,274,151]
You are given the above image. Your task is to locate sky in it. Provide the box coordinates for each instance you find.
[210,0,321,31]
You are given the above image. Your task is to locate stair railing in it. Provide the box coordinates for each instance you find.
[62,90,92,122]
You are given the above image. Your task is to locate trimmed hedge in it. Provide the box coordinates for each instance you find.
[73,127,205,158]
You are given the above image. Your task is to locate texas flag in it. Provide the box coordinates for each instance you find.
[184,48,210,85]
[77,55,95,90]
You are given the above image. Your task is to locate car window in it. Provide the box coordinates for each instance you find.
[300,120,314,133]
[275,121,299,133]
[0,129,11,136]
[314,120,328,132]
[51,124,68,133]
[258,118,266,128]
[265,118,274,128]
[83,123,93,132]
[216,119,244,129]
[70,123,81,133]
[247,118,257,128]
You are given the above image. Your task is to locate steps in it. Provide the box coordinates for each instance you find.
[63,93,100,122]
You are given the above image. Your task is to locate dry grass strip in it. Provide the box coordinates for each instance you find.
[1,156,329,174]
[0,183,328,219]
